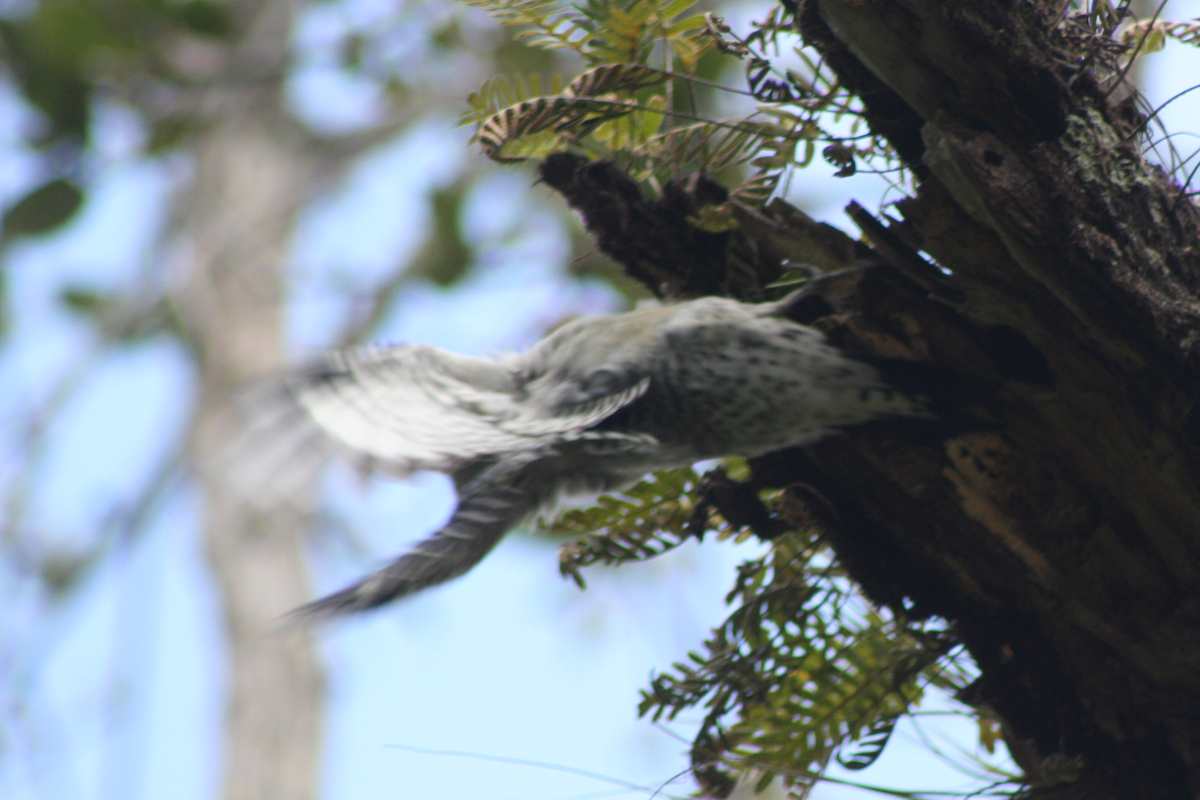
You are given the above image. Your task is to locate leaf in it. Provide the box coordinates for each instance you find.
[459,0,592,54]
[594,93,665,150]
[2,179,84,244]
[666,13,707,36]
[146,115,195,153]
[977,714,1002,755]
[551,467,713,587]
[476,95,633,161]
[40,550,93,597]
[0,19,93,139]
[175,0,234,38]
[409,182,474,286]
[639,521,962,794]
[565,63,667,97]
[59,286,107,315]
[835,715,899,770]
[688,203,739,233]
[461,73,558,127]
[658,0,699,21]
[1121,20,1200,53]
[729,172,780,209]
[630,121,765,176]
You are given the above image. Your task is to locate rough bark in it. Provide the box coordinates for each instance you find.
[541,2,1200,797]
[173,1,326,797]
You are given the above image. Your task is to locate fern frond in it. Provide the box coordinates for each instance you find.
[593,94,667,151]
[1121,19,1200,54]
[727,610,938,791]
[476,95,635,161]
[460,0,710,65]
[729,171,780,209]
[639,529,959,796]
[571,0,708,65]
[580,0,656,64]
[550,467,711,587]
[630,120,764,175]
[460,73,565,126]
[458,0,593,52]
[465,63,671,156]
[835,715,899,771]
[564,62,667,97]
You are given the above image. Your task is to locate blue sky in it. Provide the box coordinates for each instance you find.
[1,3,1197,799]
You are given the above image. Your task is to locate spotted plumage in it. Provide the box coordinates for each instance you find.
[247,291,933,620]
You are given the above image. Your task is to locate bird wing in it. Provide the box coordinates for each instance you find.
[289,451,545,620]
[292,344,651,476]
[289,431,663,622]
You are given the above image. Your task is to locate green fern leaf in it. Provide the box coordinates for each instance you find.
[639,525,961,795]
[476,95,633,161]
[461,73,565,126]
[564,62,667,97]
[550,467,713,587]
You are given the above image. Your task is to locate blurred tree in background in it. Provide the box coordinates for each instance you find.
[0,0,579,798]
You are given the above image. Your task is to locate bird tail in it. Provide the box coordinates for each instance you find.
[212,376,334,511]
[286,455,548,623]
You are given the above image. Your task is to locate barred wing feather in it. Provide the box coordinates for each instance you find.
[293,344,650,476]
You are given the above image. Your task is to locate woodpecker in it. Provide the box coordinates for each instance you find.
[253,291,934,620]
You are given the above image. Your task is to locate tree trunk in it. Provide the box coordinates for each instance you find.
[542,2,1200,797]
[174,1,326,797]
[783,2,1200,796]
